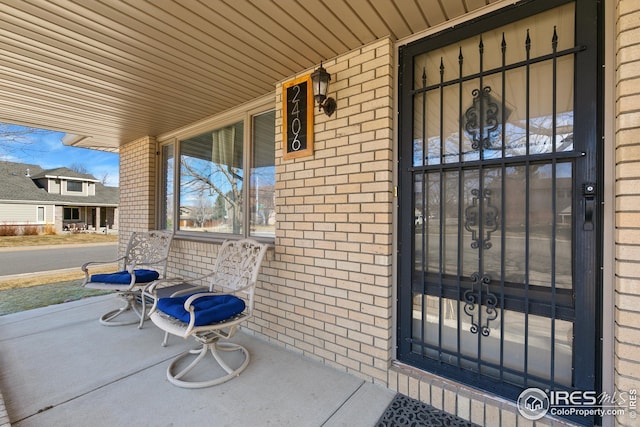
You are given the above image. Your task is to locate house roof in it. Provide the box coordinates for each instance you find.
[30,167,99,182]
[0,161,118,206]
[0,0,504,153]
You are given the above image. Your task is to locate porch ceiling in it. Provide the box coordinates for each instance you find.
[0,0,501,152]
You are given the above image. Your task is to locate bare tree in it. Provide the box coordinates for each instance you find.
[181,158,243,234]
[100,172,111,185]
[194,189,212,228]
[0,124,51,158]
[70,162,89,174]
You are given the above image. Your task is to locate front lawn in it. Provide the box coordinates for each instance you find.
[0,279,111,316]
[0,233,118,248]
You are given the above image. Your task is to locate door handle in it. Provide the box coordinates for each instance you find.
[583,183,596,231]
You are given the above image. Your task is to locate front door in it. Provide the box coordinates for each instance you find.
[398,0,600,421]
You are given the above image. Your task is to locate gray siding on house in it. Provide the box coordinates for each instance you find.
[0,161,119,231]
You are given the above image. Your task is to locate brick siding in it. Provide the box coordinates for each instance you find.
[254,38,395,384]
[615,1,640,425]
[118,136,157,254]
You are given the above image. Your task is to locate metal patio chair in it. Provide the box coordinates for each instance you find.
[147,238,268,388]
[81,230,174,326]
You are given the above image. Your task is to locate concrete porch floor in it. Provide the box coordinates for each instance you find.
[0,294,395,427]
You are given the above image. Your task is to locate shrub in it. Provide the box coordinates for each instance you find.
[22,225,40,235]
[43,224,57,235]
[0,224,20,236]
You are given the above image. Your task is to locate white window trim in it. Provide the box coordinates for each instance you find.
[36,206,45,223]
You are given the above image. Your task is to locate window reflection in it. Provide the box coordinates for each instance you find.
[161,144,174,230]
[412,4,575,167]
[251,111,276,238]
[179,121,244,234]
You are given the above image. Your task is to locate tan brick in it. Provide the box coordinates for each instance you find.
[616,145,640,163]
[616,212,640,227]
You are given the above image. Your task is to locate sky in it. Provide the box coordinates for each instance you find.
[0,124,119,186]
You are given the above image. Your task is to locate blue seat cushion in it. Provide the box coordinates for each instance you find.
[157,294,246,326]
[90,269,160,284]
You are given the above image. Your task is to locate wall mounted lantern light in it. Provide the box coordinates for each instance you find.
[310,62,336,117]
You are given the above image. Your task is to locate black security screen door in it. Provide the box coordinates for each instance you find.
[397,0,601,419]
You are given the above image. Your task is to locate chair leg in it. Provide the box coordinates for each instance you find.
[137,294,155,329]
[166,341,250,388]
[99,294,143,326]
[161,331,170,347]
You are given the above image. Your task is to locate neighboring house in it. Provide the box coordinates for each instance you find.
[0,161,118,233]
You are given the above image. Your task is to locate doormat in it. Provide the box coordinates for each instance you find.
[376,394,479,427]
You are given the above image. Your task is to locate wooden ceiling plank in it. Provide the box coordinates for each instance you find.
[44,0,272,95]
[0,49,240,133]
[0,70,217,124]
[248,0,337,61]
[394,0,429,35]
[368,1,410,40]
[270,0,348,57]
[308,0,378,45]
[0,11,265,119]
[0,102,132,137]
[328,0,387,41]
[148,0,299,77]
[175,0,310,72]
[417,0,447,26]
[10,1,260,96]
[117,0,285,82]
[464,0,491,11]
[0,24,250,109]
[298,0,361,49]
[0,40,238,116]
[0,88,203,135]
[439,0,468,20]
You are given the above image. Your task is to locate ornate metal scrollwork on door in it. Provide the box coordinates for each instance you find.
[464,86,502,150]
[464,188,499,249]
[464,272,499,336]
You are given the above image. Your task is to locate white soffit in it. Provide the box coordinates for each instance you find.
[0,0,502,152]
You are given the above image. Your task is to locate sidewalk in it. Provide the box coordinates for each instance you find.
[0,295,395,426]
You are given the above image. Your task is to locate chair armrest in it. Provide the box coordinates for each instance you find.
[80,256,126,286]
[81,256,125,272]
[181,292,218,335]
[145,277,210,316]
[144,277,187,296]
[180,291,249,336]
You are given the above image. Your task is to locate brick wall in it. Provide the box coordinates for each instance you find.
[615,1,640,426]
[118,136,157,253]
[249,38,395,384]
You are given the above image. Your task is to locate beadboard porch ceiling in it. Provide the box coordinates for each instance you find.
[0,0,503,152]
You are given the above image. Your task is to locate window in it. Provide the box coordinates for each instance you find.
[160,105,275,240]
[180,121,245,234]
[250,111,276,238]
[67,181,82,192]
[37,206,45,222]
[64,207,80,220]
[161,144,174,231]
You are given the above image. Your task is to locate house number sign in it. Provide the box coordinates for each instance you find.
[282,75,314,160]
